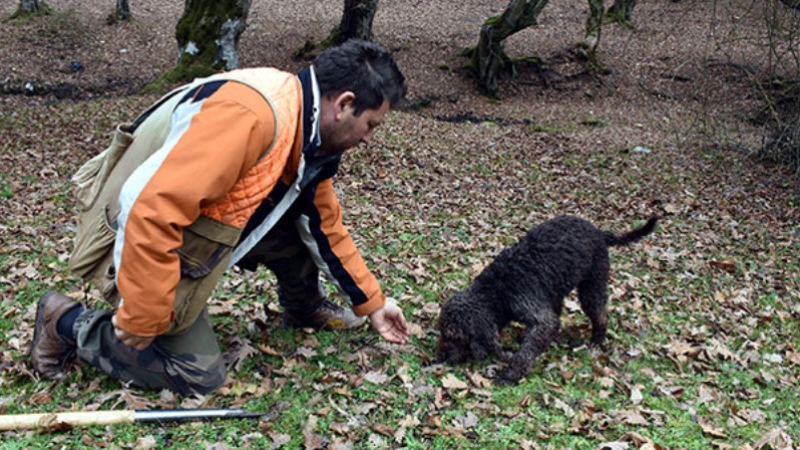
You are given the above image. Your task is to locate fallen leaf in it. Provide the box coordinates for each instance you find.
[698,416,726,438]
[268,432,291,449]
[616,409,648,426]
[630,386,643,405]
[596,442,630,450]
[364,370,389,385]
[441,373,468,390]
[133,436,157,450]
[303,415,327,449]
[295,346,317,359]
[754,428,794,450]
[467,371,492,388]
[709,260,736,273]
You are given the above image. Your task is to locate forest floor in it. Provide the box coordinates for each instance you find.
[0,0,798,449]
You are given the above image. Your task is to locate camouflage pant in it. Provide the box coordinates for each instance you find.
[72,214,325,395]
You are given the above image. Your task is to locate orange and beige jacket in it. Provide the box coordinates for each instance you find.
[113,67,385,336]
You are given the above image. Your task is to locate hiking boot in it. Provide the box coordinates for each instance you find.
[30,291,79,379]
[282,299,366,331]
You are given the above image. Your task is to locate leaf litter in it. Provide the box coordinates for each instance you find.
[1,0,799,448]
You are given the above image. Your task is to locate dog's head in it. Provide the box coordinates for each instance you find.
[436,291,499,364]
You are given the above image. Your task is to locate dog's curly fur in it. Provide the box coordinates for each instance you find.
[437,215,658,386]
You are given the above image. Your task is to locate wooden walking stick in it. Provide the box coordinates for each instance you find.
[0,408,265,431]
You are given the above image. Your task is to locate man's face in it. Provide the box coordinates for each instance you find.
[318,93,389,156]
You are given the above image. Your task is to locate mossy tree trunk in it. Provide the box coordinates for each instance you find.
[328,0,378,45]
[165,0,252,84]
[9,0,51,19]
[115,0,131,21]
[579,0,604,72]
[20,0,47,13]
[466,0,550,97]
[606,0,637,25]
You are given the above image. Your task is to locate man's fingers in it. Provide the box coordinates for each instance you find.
[383,326,409,344]
[111,314,155,350]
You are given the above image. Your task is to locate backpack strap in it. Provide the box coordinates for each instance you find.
[130,76,280,163]
[128,84,194,133]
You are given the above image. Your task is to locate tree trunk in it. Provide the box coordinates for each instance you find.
[167,0,252,83]
[115,0,131,21]
[607,0,637,25]
[468,0,550,97]
[579,0,604,71]
[330,0,378,44]
[20,0,46,13]
[11,0,50,18]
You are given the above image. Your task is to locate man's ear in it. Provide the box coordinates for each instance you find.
[333,91,356,119]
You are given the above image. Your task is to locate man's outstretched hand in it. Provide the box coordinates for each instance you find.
[368,299,409,344]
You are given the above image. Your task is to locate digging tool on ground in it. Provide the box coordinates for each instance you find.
[0,408,265,431]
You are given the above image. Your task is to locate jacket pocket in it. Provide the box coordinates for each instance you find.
[177,215,242,279]
[72,124,134,212]
[69,203,118,279]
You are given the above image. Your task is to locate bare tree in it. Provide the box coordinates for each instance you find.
[466,0,640,96]
[757,0,800,175]
[296,0,378,60]
[465,0,550,96]
[115,0,131,21]
[8,0,51,19]
[159,0,252,85]
[329,0,378,44]
[20,0,47,13]
[579,0,605,72]
[607,0,638,25]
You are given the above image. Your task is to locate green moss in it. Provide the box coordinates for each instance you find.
[4,3,52,22]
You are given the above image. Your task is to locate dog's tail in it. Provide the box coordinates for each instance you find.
[604,216,658,247]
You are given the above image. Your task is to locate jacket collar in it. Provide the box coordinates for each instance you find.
[296,67,322,157]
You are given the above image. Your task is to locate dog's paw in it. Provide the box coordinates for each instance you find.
[588,340,607,352]
[493,375,520,387]
[493,369,523,387]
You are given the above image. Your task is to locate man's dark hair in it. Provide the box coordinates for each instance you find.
[313,39,407,116]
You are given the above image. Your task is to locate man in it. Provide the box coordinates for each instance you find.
[30,39,409,395]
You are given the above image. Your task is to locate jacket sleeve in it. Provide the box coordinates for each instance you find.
[114,82,278,336]
[296,178,386,317]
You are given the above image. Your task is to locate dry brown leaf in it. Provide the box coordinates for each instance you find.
[225,336,258,371]
[328,439,355,450]
[616,409,648,426]
[441,373,468,390]
[268,432,291,448]
[303,415,327,450]
[597,442,630,450]
[630,386,644,405]
[364,370,389,385]
[294,345,317,359]
[709,260,737,273]
[258,343,281,356]
[467,371,492,388]
[754,428,794,450]
[697,416,726,438]
[29,392,53,404]
[180,394,207,410]
[133,436,157,450]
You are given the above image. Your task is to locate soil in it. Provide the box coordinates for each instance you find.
[0,0,797,227]
[0,0,772,145]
